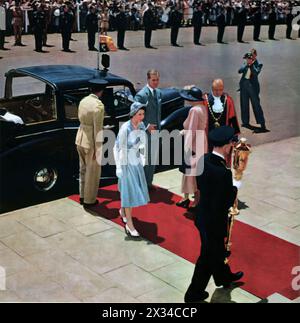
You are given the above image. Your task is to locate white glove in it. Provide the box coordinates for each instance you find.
[233,179,242,190]
[116,168,123,179]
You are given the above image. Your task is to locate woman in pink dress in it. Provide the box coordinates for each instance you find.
[176,86,208,211]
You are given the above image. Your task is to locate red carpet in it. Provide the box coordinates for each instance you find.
[69,185,300,300]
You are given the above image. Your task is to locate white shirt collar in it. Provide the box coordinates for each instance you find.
[147,84,155,95]
[212,150,225,160]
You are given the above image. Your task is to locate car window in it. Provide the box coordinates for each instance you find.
[2,78,57,125]
[63,86,133,120]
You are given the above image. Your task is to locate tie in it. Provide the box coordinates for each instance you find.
[153,89,157,101]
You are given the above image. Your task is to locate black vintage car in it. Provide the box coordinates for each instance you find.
[0,63,190,212]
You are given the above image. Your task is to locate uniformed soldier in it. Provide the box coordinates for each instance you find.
[192,2,204,46]
[184,126,244,303]
[85,4,98,51]
[31,3,47,53]
[143,2,156,49]
[75,79,108,207]
[268,6,277,40]
[115,5,129,50]
[0,0,9,51]
[252,5,262,41]
[236,4,247,43]
[11,0,26,46]
[286,9,294,40]
[169,4,183,47]
[59,3,75,52]
[216,7,226,44]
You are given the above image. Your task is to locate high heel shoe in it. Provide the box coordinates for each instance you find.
[125,224,140,238]
[119,209,127,224]
[176,199,190,209]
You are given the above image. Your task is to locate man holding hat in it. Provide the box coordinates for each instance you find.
[239,52,269,133]
[185,126,244,303]
[75,79,108,207]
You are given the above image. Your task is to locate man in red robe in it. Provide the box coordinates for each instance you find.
[203,79,240,164]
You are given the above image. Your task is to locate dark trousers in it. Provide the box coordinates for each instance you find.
[42,29,47,46]
[0,30,5,49]
[253,24,261,40]
[240,79,265,125]
[186,216,231,294]
[87,30,96,49]
[171,26,179,45]
[237,24,245,41]
[144,28,152,47]
[117,29,125,48]
[268,24,276,39]
[217,26,225,42]
[286,25,292,38]
[34,30,43,51]
[193,26,202,44]
[61,30,71,50]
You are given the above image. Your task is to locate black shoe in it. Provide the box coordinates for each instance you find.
[172,43,182,47]
[176,199,190,209]
[217,41,227,44]
[253,126,270,133]
[0,47,10,50]
[83,200,99,207]
[43,44,54,47]
[35,49,48,53]
[18,43,27,46]
[145,45,157,49]
[194,42,205,46]
[242,123,255,130]
[187,205,197,213]
[254,38,262,41]
[217,271,244,288]
[238,40,245,43]
[79,198,84,205]
[62,49,76,53]
[89,47,98,51]
[184,290,209,303]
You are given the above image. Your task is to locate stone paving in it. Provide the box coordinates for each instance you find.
[0,137,299,303]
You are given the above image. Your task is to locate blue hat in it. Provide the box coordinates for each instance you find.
[130,101,147,117]
[209,126,235,147]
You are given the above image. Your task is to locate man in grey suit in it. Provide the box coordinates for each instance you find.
[239,52,269,133]
[135,70,162,189]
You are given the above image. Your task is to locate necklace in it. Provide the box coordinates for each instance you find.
[206,94,227,128]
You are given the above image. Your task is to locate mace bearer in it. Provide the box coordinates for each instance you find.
[225,137,251,262]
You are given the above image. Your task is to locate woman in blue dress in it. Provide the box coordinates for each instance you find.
[114,102,149,238]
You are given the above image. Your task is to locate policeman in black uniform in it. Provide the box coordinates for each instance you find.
[192,2,204,45]
[85,5,98,51]
[115,5,129,50]
[31,2,47,53]
[59,2,75,52]
[143,2,156,49]
[184,126,244,303]
[169,4,183,47]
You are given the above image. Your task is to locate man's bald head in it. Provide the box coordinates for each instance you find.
[212,79,224,97]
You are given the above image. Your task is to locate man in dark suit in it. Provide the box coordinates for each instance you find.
[31,3,47,53]
[185,126,243,303]
[216,7,226,43]
[239,52,269,133]
[169,4,183,47]
[192,3,204,45]
[143,3,156,49]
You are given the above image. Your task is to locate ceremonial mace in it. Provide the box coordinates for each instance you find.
[225,138,251,263]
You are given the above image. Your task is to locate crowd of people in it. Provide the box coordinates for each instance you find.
[1,0,300,53]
